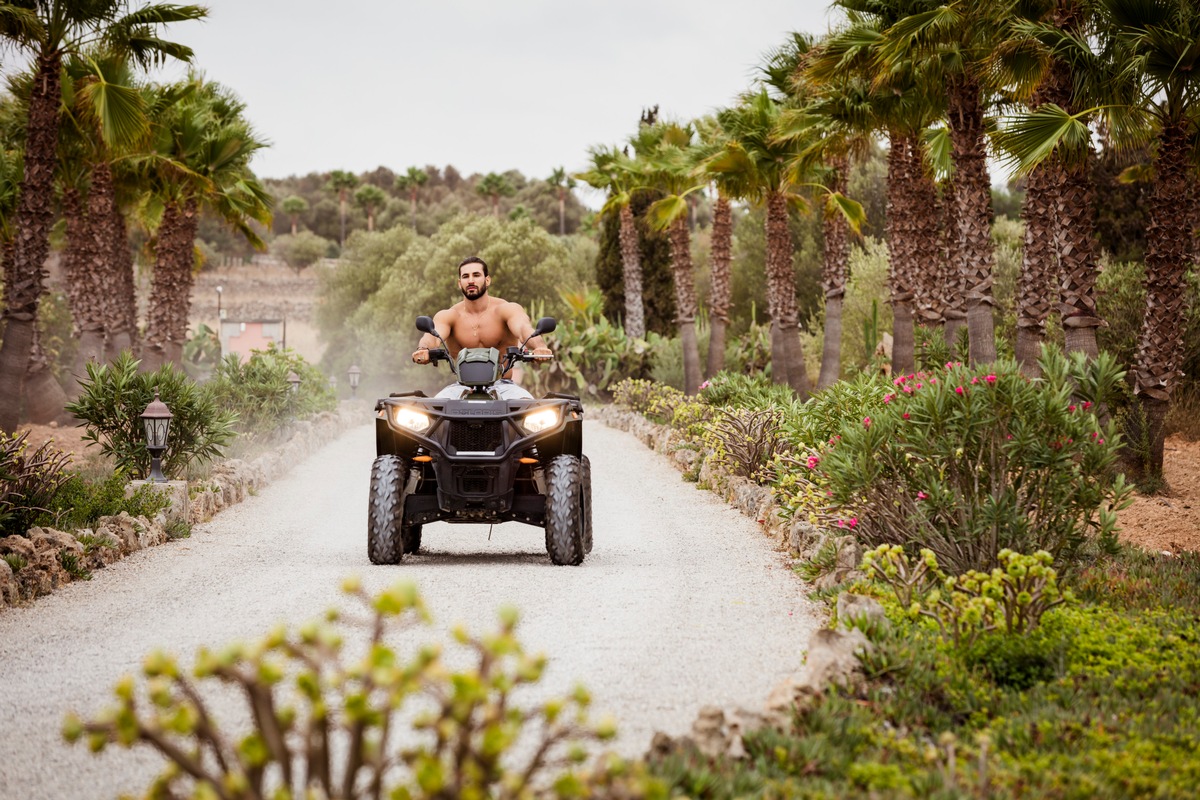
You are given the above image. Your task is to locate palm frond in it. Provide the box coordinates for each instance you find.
[995,103,1097,174]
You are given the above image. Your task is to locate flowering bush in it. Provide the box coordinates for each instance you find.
[816,349,1133,573]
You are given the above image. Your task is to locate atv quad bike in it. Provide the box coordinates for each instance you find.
[369,315,592,565]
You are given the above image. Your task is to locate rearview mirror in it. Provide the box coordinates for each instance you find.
[415,315,436,334]
[534,317,556,336]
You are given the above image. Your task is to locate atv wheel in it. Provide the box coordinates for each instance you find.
[368,455,412,564]
[581,454,593,554]
[544,454,586,566]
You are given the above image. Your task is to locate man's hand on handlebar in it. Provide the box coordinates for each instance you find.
[530,347,553,360]
[412,348,430,365]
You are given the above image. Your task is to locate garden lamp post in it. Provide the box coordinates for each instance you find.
[348,364,361,398]
[140,390,173,483]
[287,370,301,395]
[215,285,223,321]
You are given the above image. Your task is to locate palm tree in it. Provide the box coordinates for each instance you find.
[878,0,1015,366]
[326,169,357,247]
[142,77,272,368]
[56,51,152,396]
[693,114,749,378]
[281,194,307,234]
[576,146,646,338]
[393,165,427,230]
[475,172,514,217]
[637,121,705,394]
[354,183,386,232]
[996,1,1110,371]
[0,0,204,433]
[816,3,947,375]
[547,166,576,235]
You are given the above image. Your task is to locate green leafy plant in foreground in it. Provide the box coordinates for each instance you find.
[66,352,236,480]
[65,579,664,800]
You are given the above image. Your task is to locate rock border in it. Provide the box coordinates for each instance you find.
[590,403,876,760]
[0,403,364,612]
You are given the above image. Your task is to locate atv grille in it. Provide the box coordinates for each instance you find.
[449,420,503,453]
[460,468,490,494]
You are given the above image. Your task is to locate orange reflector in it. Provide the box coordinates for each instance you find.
[414,455,432,462]
[518,457,539,464]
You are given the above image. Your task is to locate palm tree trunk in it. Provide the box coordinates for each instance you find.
[558,193,566,236]
[886,132,917,376]
[144,200,199,369]
[23,325,69,424]
[1016,156,1060,375]
[290,216,298,235]
[667,216,701,394]
[1057,156,1101,359]
[107,201,139,358]
[409,189,418,230]
[818,159,850,391]
[617,205,646,338]
[1131,119,1195,481]
[947,73,997,365]
[706,196,733,378]
[338,194,347,247]
[939,182,967,349]
[766,191,809,396]
[0,51,61,433]
[62,185,106,395]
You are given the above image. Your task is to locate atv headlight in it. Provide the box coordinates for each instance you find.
[392,406,431,433]
[522,407,561,434]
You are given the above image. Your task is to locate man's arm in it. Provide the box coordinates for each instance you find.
[412,309,454,364]
[503,303,550,355]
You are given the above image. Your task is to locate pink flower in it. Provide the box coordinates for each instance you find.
[1098,438,1105,445]
[902,412,911,420]
[985,374,997,384]
[806,455,820,469]
[883,393,894,404]
[955,386,965,395]
[863,416,872,429]
[915,382,923,389]
[917,491,928,500]
[945,362,954,369]
[1083,401,1093,410]
[837,519,845,528]
[930,378,938,384]
[847,518,858,529]
[1069,404,1077,412]
[699,380,711,391]
[971,377,979,385]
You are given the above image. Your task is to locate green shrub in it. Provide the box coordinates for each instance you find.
[862,546,1072,647]
[65,580,661,799]
[0,431,73,537]
[698,370,796,409]
[612,378,686,424]
[207,344,335,436]
[36,472,170,531]
[528,288,654,400]
[962,631,1059,690]
[706,406,788,484]
[723,320,772,377]
[817,349,1133,573]
[66,352,236,480]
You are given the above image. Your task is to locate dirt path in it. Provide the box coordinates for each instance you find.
[0,421,821,799]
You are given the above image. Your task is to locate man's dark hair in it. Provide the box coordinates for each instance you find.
[458,256,489,276]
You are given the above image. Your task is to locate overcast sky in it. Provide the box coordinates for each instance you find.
[152,1,837,195]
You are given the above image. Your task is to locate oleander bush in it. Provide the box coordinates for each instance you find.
[66,580,664,800]
[207,344,336,437]
[813,349,1133,573]
[67,352,236,481]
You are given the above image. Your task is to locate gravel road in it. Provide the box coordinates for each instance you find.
[0,420,822,799]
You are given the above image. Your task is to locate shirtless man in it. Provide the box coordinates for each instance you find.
[411,256,551,392]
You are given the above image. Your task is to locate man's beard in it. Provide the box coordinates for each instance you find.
[461,283,488,300]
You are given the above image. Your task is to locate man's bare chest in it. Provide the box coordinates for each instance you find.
[455,310,510,349]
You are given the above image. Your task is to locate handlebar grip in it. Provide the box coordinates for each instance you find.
[529,352,553,361]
